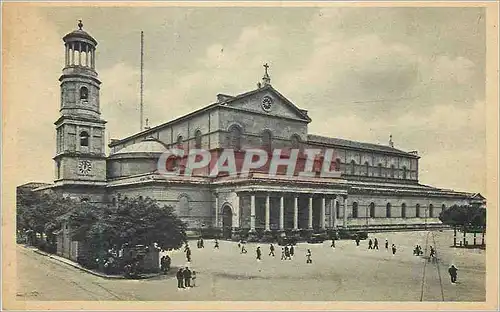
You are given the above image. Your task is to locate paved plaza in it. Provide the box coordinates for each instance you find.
[17,230,485,301]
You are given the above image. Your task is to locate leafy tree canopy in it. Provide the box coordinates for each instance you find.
[64,196,187,252]
[439,204,486,229]
[16,188,75,235]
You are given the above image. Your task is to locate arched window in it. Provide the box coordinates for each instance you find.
[378,163,383,177]
[335,159,341,172]
[178,195,190,216]
[80,86,89,100]
[261,130,272,152]
[401,203,407,218]
[365,162,369,176]
[176,135,183,149]
[369,202,375,218]
[194,130,202,149]
[229,125,242,150]
[386,203,391,218]
[402,166,407,179]
[352,202,358,218]
[80,131,89,147]
[336,201,340,219]
[290,134,301,149]
[350,160,356,175]
[429,204,434,218]
[390,164,395,178]
[416,204,421,218]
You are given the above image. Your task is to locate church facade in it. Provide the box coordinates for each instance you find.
[34,23,483,238]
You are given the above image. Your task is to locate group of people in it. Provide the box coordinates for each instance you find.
[160,255,171,274]
[366,237,397,255]
[196,238,205,248]
[176,267,196,289]
[253,244,310,263]
[413,245,424,256]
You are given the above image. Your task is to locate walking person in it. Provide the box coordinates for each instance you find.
[290,245,295,258]
[241,244,247,254]
[280,247,286,260]
[373,238,379,250]
[176,268,185,289]
[186,246,192,263]
[269,244,275,257]
[160,256,166,273]
[330,239,336,248]
[256,246,262,261]
[429,246,436,262]
[368,239,373,249]
[355,235,360,246]
[385,239,389,249]
[306,249,312,264]
[200,238,204,248]
[183,267,192,288]
[191,270,197,287]
[214,239,219,249]
[448,264,458,284]
[164,255,171,273]
[391,244,397,255]
[284,245,291,260]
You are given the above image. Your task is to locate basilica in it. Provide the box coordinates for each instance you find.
[32,23,484,241]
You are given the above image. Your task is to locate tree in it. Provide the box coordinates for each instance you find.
[16,188,75,247]
[439,205,486,246]
[64,196,187,269]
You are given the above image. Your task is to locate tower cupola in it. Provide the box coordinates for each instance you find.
[62,20,97,74]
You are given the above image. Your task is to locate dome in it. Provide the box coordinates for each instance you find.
[112,137,168,156]
[63,20,98,46]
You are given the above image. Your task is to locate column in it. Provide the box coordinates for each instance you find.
[308,195,313,229]
[71,43,75,65]
[78,42,82,65]
[85,44,89,67]
[320,197,326,230]
[265,194,270,231]
[250,194,256,232]
[279,195,284,230]
[293,195,298,230]
[332,196,338,229]
[214,195,219,228]
[342,195,348,228]
[65,44,69,66]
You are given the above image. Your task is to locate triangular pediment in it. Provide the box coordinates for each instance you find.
[221,85,311,122]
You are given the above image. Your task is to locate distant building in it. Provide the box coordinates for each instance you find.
[31,22,484,239]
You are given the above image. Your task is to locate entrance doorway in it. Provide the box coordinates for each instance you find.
[222,205,233,239]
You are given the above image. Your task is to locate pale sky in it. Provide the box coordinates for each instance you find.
[3,5,487,195]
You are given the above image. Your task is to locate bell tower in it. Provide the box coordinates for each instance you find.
[54,21,107,185]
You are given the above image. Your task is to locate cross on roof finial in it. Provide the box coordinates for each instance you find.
[263,63,269,75]
[78,20,83,30]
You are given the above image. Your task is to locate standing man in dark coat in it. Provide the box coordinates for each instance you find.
[448,264,458,284]
[214,239,219,249]
[355,235,360,247]
[385,239,389,249]
[269,244,275,257]
[186,246,192,262]
[373,238,379,250]
[306,249,312,264]
[368,239,373,249]
[290,245,295,258]
[176,268,185,289]
[183,267,192,288]
[200,238,204,248]
[256,246,262,261]
[391,244,397,255]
